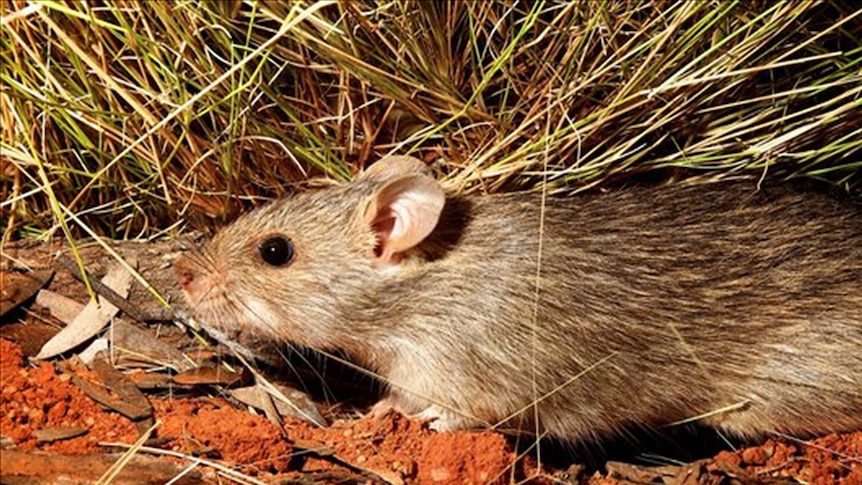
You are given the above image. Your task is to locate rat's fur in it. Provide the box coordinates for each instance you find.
[175,156,862,443]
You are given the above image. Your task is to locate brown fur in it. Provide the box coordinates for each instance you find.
[175,160,862,443]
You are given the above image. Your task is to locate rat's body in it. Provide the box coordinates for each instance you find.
[176,156,862,442]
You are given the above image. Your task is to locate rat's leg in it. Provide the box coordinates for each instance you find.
[413,404,479,432]
[368,395,402,418]
[369,395,483,431]
[368,394,482,431]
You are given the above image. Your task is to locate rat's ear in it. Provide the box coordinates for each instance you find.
[358,155,431,182]
[363,173,445,264]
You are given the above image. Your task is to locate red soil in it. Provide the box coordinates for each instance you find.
[1,338,860,484]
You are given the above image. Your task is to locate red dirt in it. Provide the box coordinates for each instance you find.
[288,410,514,483]
[1,337,860,484]
[715,433,862,484]
[0,338,514,482]
[0,339,138,454]
[154,398,295,473]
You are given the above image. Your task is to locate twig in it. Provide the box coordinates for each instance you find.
[56,254,174,322]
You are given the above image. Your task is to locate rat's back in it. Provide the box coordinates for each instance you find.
[411,181,862,439]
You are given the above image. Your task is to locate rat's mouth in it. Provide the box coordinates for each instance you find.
[181,310,274,363]
[200,323,258,362]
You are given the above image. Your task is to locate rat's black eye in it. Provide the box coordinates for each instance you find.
[258,236,294,267]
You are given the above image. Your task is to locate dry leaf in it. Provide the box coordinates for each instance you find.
[110,319,194,372]
[230,383,326,427]
[0,269,53,317]
[173,364,245,386]
[35,289,83,323]
[37,289,194,372]
[77,338,109,365]
[0,320,61,357]
[88,354,153,421]
[32,427,88,443]
[36,262,133,360]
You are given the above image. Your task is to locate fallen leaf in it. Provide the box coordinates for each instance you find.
[173,364,246,386]
[89,354,153,421]
[35,289,83,323]
[0,320,62,357]
[36,289,194,372]
[125,372,177,390]
[32,426,88,443]
[70,376,149,422]
[110,320,195,372]
[78,338,110,365]
[607,460,676,483]
[230,382,326,427]
[0,269,53,317]
[36,263,133,360]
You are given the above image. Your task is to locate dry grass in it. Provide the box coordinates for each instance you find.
[2,1,860,242]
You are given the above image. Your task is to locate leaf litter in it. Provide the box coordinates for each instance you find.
[35,261,133,360]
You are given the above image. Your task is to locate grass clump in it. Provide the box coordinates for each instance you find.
[1,1,860,241]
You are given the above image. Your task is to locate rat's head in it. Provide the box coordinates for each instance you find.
[174,156,445,350]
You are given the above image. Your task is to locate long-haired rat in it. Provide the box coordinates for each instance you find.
[174,155,862,442]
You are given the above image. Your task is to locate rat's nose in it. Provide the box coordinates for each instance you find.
[173,257,195,291]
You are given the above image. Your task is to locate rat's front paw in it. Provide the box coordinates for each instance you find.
[368,398,473,432]
[414,405,472,432]
[368,396,401,419]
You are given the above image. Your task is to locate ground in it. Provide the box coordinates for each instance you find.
[1,239,860,484]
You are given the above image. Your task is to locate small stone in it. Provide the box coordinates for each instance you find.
[430,467,451,482]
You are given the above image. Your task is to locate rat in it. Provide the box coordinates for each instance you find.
[174,155,862,442]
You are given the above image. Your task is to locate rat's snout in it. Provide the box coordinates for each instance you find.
[173,256,196,292]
